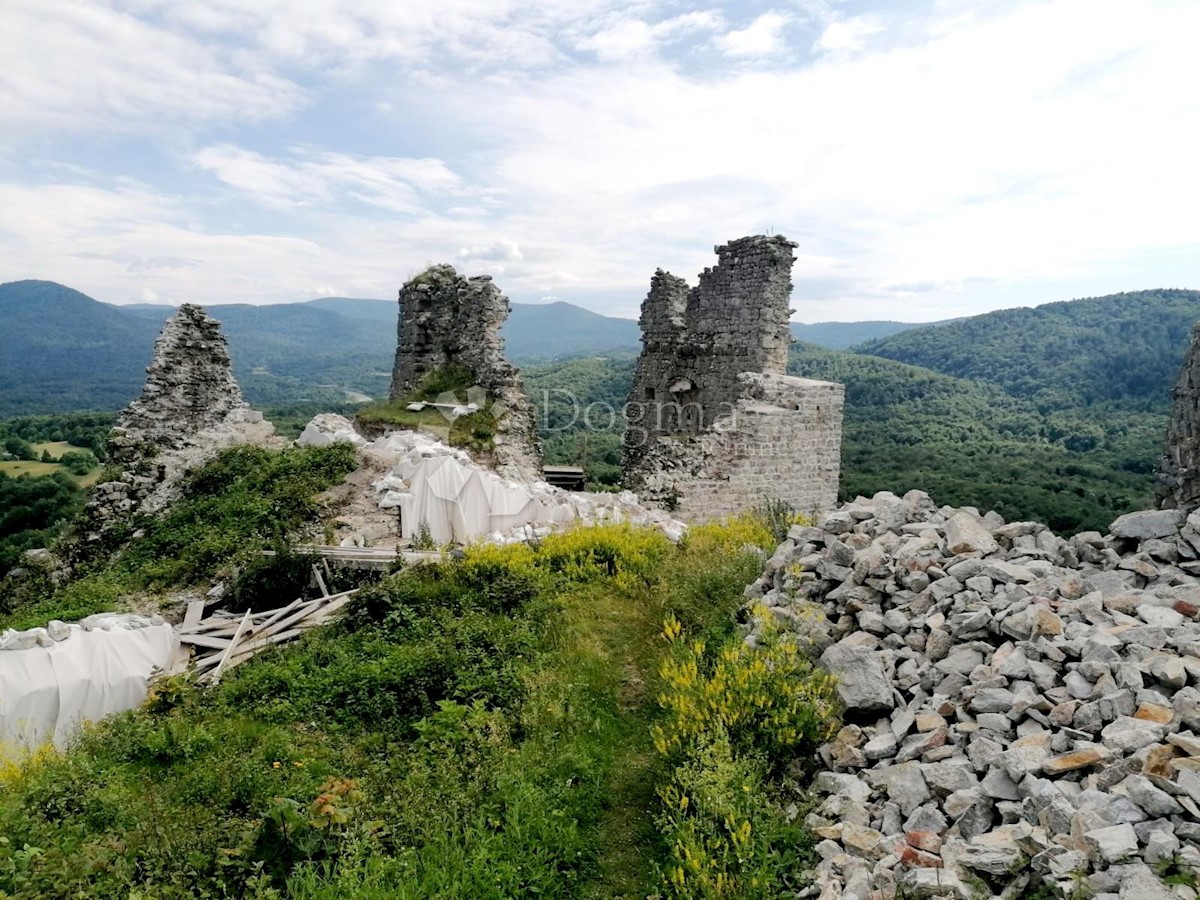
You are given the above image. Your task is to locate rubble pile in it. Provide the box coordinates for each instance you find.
[746,492,1200,899]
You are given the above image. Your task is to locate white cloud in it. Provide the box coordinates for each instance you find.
[0,0,301,137]
[192,145,466,214]
[457,239,524,263]
[713,11,792,58]
[813,15,883,54]
[575,10,725,61]
[2,0,1199,324]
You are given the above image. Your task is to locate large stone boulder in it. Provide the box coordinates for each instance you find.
[821,640,894,713]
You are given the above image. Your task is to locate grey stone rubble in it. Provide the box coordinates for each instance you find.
[63,305,281,564]
[1158,321,1200,514]
[622,235,844,521]
[744,494,1200,899]
[388,264,542,481]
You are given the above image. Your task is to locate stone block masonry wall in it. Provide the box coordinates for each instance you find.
[630,373,844,521]
[623,235,845,521]
[108,304,248,465]
[388,265,541,481]
[625,236,798,470]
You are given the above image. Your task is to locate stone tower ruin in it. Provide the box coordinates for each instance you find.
[622,235,844,520]
[388,265,541,481]
[1157,322,1200,512]
[64,305,278,564]
[108,304,251,465]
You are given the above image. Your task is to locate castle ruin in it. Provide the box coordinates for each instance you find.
[1157,321,1200,512]
[388,265,541,481]
[622,235,844,520]
[66,305,278,562]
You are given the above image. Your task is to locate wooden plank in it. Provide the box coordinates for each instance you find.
[245,596,305,639]
[205,610,252,685]
[313,564,330,598]
[246,602,323,644]
[177,620,240,636]
[305,591,358,624]
[185,589,361,679]
[193,627,305,670]
[183,600,205,628]
[178,633,234,650]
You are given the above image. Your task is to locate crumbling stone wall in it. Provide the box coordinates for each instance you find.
[623,236,844,520]
[64,305,277,564]
[108,304,250,465]
[388,264,541,481]
[1157,322,1200,512]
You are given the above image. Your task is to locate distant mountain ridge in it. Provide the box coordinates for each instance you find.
[791,320,936,349]
[0,280,935,417]
[853,289,1200,407]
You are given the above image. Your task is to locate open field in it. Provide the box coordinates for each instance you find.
[1,443,102,487]
[0,460,62,478]
[30,440,80,459]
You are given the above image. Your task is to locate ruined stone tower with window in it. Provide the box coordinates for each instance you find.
[622,235,844,520]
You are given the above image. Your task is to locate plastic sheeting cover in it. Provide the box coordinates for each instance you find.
[0,622,179,759]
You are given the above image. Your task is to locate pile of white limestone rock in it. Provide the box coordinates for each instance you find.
[746,491,1200,899]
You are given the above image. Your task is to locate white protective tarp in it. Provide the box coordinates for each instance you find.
[293,415,688,546]
[0,619,179,759]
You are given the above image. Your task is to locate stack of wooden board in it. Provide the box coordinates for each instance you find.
[176,587,358,684]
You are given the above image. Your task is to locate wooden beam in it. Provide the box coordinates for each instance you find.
[313,564,330,598]
[205,610,252,685]
[178,633,234,650]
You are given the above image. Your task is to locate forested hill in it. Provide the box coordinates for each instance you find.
[787,342,1159,531]
[791,319,930,349]
[0,281,162,416]
[853,289,1200,407]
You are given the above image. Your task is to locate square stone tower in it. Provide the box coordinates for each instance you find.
[622,235,844,520]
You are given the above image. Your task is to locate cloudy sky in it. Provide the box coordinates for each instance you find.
[1,0,1197,321]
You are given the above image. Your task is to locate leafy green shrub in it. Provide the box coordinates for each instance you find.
[226,550,320,613]
[657,731,811,899]
[119,443,355,588]
[653,606,838,765]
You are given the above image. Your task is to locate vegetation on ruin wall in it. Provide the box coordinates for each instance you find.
[354,365,498,455]
[0,443,358,631]
[0,516,836,899]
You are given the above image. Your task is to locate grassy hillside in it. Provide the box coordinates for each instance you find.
[854,289,1200,408]
[0,444,828,898]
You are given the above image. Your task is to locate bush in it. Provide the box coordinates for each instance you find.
[656,731,811,899]
[226,550,321,613]
[652,606,838,765]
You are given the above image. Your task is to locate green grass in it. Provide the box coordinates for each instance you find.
[0,460,62,479]
[355,365,497,454]
[0,517,828,899]
[0,443,102,487]
[0,443,359,632]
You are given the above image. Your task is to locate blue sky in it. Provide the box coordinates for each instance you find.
[1,0,1197,321]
